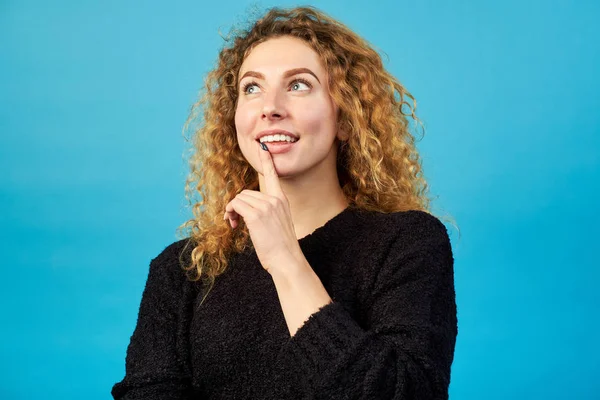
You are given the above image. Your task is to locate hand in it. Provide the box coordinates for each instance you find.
[223,143,304,275]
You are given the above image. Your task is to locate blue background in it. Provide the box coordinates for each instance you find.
[1,0,598,398]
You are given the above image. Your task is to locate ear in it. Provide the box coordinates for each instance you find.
[337,121,349,141]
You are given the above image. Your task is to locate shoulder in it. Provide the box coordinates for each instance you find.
[346,209,453,277]
[145,238,195,283]
[359,209,450,249]
[352,210,455,308]
[389,210,449,244]
[150,237,194,265]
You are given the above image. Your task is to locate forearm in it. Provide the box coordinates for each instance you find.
[271,258,333,337]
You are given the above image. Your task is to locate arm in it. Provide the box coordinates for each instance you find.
[112,241,194,400]
[277,213,458,399]
[271,260,333,337]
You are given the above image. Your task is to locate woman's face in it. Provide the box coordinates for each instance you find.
[234,36,344,180]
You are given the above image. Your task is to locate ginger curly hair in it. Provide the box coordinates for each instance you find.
[177,5,443,302]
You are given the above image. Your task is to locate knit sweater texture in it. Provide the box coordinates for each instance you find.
[112,206,458,399]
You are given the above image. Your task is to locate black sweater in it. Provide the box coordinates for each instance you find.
[112,207,458,399]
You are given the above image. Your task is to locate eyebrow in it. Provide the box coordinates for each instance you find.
[238,68,321,84]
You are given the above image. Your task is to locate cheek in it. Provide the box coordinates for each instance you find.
[234,107,244,133]
[299,101,337,135]
[234,103,255,135]
[234,105,256,161]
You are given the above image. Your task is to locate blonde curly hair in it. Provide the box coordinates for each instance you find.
[177,6,446,303]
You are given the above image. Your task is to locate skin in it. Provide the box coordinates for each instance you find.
[222,36,350,336]
[233,35,349,240]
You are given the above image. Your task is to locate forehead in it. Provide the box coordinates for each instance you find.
[240,36,325,75]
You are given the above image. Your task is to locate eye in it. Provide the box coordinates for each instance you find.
[242,81,261,95]
[289,78,312,92]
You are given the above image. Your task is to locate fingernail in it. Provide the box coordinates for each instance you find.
[260,142,268,151]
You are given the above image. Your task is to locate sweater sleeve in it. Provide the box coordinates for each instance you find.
[111,241,194,400]
[288,212,458,399]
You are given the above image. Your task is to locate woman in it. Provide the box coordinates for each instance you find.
[112,6,458,400]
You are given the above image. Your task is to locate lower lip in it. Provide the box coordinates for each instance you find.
[259,141,298,154]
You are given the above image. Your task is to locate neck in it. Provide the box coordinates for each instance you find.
[288,191,349,240]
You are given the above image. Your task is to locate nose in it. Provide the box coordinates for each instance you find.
[261,90,287,120]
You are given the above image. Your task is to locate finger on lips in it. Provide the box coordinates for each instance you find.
[259,140,282,195]
[224,142,281,228]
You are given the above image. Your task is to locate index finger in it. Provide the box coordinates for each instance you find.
[259,142,281,194]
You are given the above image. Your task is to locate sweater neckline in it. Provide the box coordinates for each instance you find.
[297,205,356,247]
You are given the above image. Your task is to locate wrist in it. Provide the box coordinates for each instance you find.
[271,258,332,306]
[269,256,311,287]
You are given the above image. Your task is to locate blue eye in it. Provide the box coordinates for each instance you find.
[290,79,311,91]
[242,82,261,94]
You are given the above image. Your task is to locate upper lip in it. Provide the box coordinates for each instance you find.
[255,129,299,141]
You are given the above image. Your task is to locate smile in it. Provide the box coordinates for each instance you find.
[259,135,298,143]
[258,140,298,154]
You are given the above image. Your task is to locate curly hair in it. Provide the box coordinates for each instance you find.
[177,5,449,303]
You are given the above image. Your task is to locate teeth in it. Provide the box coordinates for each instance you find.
[259,134,298,143]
